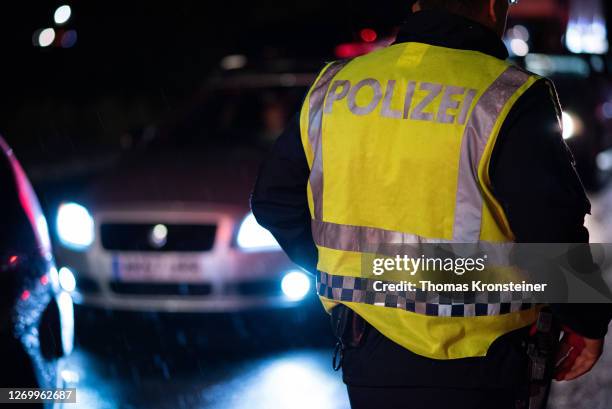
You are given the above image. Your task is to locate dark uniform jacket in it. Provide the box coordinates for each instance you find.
[251,10,611,388]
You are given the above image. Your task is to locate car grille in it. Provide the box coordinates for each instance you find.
[108,280,283,297]
[100,223,216,252]
[109,282,213,296]
[232,280,283,296]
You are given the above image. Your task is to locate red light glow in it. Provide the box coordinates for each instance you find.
[40,275,49,285]
[335,42,379,58]
[360,28,378,43]
[9,255,18,264]
[21,290,31,301]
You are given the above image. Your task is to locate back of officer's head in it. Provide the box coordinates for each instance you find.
[413,0,509,37]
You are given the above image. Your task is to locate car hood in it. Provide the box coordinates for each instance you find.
[85,149,263,209]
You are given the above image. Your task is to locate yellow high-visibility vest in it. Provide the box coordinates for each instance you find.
[299,42,544,360]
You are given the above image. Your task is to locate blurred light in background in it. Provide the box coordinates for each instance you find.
[602,102,612,119]
[335,42,378,58]
[54,5,72,25]
[36,214,52,253]
[505,25,530,57]
[221,54,247,70]
[59,267,76,292]
[279,73,298,87]
[56,202,95,249]
[509,25,530,42]
[562,111,576,140]
[236,213,281,251]
[58,291,75,354]
[60,369,80,384]
[20,290,31,301]
[281,271,310,301]
[35,28,56,47]
[524,54,590,77]
[565,0,608,54]
[359,28,377,43]
[596,150,612,172]
[566,21,608,54]
[510,38,529,57]
[40,274,49,285]
[590,55,605,73]
[61,30,78,48]
[50,267,60,289]
[512,24,531,41]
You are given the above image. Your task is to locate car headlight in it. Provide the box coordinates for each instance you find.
[562,111,576,140]
[57,291,74,355]
[56,202,94,250]
[236,212,281,251]
[281,270,311,301]
[58,266,76,292]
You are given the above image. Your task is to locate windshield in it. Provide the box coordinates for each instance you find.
[141,83,308,152]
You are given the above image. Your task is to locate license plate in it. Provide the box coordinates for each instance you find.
[112,253,207,282]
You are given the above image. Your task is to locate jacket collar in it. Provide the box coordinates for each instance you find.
[395,10,509,60]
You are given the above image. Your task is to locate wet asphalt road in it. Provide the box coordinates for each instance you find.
[62,301,351,409]
[64,347,348,409]
[60,184,612,409]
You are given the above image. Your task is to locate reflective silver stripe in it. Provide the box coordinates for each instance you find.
[311,219,515,266]
[453,66,531,241]
[308,60,351,220]
[316,271,534,317]
[307,64,531,248]
[312,219,446,253]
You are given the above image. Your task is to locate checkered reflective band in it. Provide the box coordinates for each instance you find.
[316,271,534,317]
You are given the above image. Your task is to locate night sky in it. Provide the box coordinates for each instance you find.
[0,1,409,161]
[0,1,609,165]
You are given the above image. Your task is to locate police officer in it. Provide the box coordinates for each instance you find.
[251,0,611,407]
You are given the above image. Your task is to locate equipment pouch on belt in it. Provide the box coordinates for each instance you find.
[519,307,560,409]
[331,304,366,370]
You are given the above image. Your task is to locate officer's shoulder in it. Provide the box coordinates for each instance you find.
[506,62,555,88]
[505,62,560,103]
[521,64,544,78]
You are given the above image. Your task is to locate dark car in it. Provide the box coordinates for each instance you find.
[0,136,74,400]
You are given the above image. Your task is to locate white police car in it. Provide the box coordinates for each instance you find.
[52,71,316,313]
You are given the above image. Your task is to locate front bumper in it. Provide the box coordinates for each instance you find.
[53,205,310,313]
[72,291,314,313]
